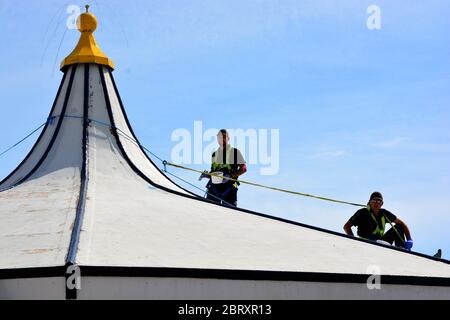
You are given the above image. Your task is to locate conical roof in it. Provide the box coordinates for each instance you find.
[0,9,449,299]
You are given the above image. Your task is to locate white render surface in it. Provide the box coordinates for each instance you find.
[0,66,82,269]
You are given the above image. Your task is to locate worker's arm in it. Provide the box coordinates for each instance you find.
[394,218,412,240]
[343,219,354,236]
[232,164,247,179]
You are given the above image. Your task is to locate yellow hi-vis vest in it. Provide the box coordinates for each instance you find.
[367,208,386,237]
[211,146,236,173]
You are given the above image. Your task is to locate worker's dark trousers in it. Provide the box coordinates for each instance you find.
[382,224,406,248]
[206,182,238,206]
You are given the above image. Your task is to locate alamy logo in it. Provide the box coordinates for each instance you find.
[171,121,280,175]
[366,265,381,290]
[66,264,81,290]
[66,5,81,30]
[367,5,382,30]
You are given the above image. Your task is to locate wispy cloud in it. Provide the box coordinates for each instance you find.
[310,149,348,159]
[414,142,450,153]
[373,137,407,149]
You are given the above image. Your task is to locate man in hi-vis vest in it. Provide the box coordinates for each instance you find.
[343,192,413,250]
[204,129,247,206]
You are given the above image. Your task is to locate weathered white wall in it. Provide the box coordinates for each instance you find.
[0,277,65,300]
[1,276,448,300]
[77,277,450,300]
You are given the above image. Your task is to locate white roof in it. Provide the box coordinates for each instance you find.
[1,63,449,281]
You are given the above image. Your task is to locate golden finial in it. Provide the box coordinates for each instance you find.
[60,6,114,71]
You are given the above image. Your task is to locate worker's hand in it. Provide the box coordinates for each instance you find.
[404,239,413,250]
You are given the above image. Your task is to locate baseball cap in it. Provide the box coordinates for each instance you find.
[369,191,383,201]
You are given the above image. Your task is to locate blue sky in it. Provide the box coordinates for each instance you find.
[1,0,449,258]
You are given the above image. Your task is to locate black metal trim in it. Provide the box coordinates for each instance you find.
[107,69,199,198]
[0,266,65,280]
[65,64,91,299]
[0,70,69,188]
[66,64,89,265]
[1,265,448,288]
[4,66,77,189]
[100,67,449,265]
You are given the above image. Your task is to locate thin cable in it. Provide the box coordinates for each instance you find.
[40,2,69,66]
[88,117,165,162]
[85,118,231,206]
[165,162,365,207]
[384,214,406,246]
[52,26,68,77]
[164,170,235,208]
[96,0,129,47]
[0,122,46,158]
[87,116,364,207]
[1,116,365,209]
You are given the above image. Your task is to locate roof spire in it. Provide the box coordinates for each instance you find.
[60,5,114,71]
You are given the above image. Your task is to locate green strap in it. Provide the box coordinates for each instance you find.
[212,146,234,171]
[368,208,385,236]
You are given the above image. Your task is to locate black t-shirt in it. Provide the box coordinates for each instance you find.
[350,208,397,239]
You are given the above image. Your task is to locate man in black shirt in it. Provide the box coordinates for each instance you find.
[343,192,413,250]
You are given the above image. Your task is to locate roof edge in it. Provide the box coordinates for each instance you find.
[1,266,448,287]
